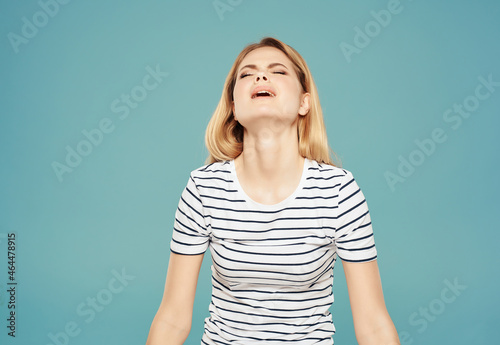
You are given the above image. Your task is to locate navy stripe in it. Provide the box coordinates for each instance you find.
[212,294,333,314]
[303,185,337,190]
[170,237,208,247]
[211,246,331,269]
[198,184,238,193]
[339,255,377,263]
[339,177,355,191]
[216,241,332,257]
[296,195,338,200]
[210,303,330,321]
[336,210,370,233]
[196,175,234,183]
[209,224,329,234]
[337,199,366,219]
[211,275,332,296]
[208,214,339,224]
[339,187,360,204]
[211,233,333,243]
[170,248,204,256]
[205,204,338,213]
[307,174,343,181]
[341,243,376,252]
[210,316,333,332]
[337,232,374,244]
[200,194,247,203]
[174,209,207,232]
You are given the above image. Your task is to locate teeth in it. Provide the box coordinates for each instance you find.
[253,90,275,98]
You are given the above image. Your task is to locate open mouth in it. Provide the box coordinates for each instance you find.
[251,90,276,99]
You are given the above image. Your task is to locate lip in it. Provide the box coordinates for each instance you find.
[251,86,277,99]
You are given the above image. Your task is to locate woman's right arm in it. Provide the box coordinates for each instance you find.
[145,252,205,345]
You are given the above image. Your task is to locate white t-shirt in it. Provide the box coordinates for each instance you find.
[170,158,377,344]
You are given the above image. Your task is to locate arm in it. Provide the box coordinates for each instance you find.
[342,259,400,345]
[146,252,205,345]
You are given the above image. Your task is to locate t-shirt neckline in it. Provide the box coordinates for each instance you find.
[229,157,310,210]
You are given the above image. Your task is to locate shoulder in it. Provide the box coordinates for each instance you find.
[188,160,232,182]
[308,159,354,182]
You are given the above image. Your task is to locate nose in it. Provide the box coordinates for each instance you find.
[254,71,268,82]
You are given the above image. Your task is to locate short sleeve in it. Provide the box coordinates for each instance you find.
[334,170,377,262]
[169,173,210,255]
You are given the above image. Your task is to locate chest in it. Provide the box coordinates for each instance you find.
[207,208,337,289]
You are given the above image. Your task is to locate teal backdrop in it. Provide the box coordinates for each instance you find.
[1,1,499,344]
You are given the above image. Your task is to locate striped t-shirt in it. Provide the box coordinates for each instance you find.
[170,157,377,344]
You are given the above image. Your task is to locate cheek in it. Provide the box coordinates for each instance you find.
[280,99,302,117]
[280,85,303,113]
[233,88,241,102]
[232,85,247,114]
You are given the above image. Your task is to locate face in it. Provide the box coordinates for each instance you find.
[232,47,310,133]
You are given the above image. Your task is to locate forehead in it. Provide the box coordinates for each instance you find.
[238,47,293,69]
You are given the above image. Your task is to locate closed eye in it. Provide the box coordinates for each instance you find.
[239,70,285,79]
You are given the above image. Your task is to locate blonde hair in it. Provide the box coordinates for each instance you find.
[204,37,340,167]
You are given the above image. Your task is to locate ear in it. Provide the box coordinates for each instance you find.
[298,92,310,116]
[232,101,237,121]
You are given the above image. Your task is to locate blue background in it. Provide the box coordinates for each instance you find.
[1,0,499,344]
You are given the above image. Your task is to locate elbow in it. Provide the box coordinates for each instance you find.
[354,311,400,345]
[146,310,192,345]
[157,311,192,335]
[160,315,191,336]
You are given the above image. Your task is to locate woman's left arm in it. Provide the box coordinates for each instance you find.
[342,259,400,345]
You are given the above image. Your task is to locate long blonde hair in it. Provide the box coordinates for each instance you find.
[204,37,340,167]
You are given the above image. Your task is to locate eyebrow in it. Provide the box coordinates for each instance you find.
[238,62,289,74]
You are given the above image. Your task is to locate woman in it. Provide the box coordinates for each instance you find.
[146,37,400,345]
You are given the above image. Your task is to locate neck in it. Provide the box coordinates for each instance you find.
[234,122,304,188]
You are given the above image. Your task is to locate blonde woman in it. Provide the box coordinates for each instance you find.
[146,37,400,345]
